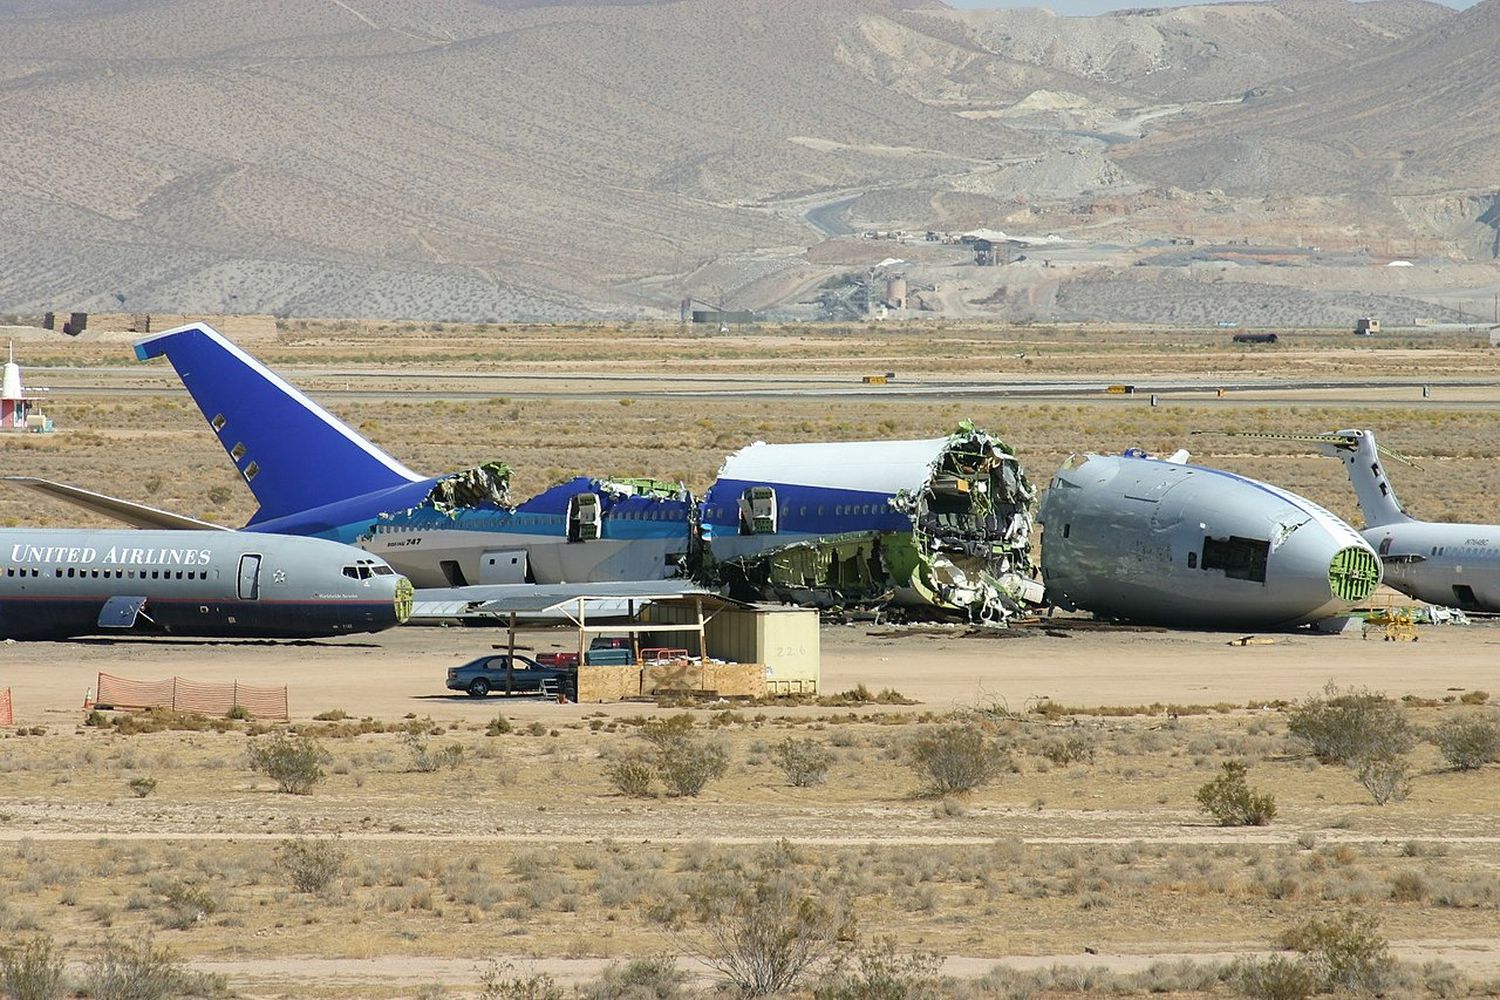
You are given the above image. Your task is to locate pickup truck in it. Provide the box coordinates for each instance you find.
[446,654,576,698]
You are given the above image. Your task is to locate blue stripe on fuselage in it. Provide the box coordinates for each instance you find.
[248,476,692,545]
[700,480,908,538]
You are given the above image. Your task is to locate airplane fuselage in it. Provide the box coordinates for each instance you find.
[1363,522,1500,612]
[1039,455,1382,628]
[0,529,410,639]
[249,477,694,589]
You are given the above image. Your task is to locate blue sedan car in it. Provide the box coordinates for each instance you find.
[446,654,576,698]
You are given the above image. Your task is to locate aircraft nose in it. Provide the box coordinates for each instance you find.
[1271,526,1381,612]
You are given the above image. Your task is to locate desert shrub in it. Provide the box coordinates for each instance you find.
[1195,761,1277,826]
[245,732,328,794]
[0,935,65,1000]
[127,777,157,799]
[606,750,657,798]
[158,880,218,930]
[773,738,832,787]
[1286,683,1414,764]
[658,738,729,797]
[477,961,565,1000]
[311,709,348,721]
[1431,711,1500,770]
[80,935,222,1000]
[405,732,464,772]
[275,837,347,894]
[627,716,729,797]
[812,937,944,1000]
[1460,690,1490,705]
[1389,870,1430,902]
[486,715,513,736]
[1357,754,1412,805]
[225,704,251,721]
[638,715,695,748]
[579,955,687,999]
[1232,955,1318,1000]
[682,872,847,997]
[1278,912,1392,993]
[1039,731,1095,766]
[906,725,1008,796]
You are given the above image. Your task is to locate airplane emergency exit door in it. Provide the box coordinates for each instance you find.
[237,554,262,600]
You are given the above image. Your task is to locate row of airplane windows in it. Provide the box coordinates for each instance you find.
[705,504,888,520]
[5,567,210,580]
[371,503,893,532]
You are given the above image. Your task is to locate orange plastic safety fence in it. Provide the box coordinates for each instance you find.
[95,673,288,720]
[0,687,11,726]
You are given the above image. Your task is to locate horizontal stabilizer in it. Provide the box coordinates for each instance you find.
[98,596,149,629]
[2,477,230,531]
[134,323,423,523]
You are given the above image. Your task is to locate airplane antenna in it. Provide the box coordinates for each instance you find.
[1188,430,1422,470]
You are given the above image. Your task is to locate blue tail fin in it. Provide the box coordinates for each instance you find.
[135,323,424,524]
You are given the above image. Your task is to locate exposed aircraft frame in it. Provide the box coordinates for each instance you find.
[693,422,1040,623]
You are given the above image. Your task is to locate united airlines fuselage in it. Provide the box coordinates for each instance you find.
[0,529,411,639]
[1039,453,1382,628]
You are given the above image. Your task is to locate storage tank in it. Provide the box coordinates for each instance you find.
[885,275,907,310]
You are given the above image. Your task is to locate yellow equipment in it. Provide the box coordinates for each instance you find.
[1362,608,1419,642]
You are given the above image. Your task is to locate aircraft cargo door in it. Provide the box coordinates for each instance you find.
[479,548,529,584]
[237,554,262,600]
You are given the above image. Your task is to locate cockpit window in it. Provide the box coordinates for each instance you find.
[371,565,395,575]
[342,565,374,579]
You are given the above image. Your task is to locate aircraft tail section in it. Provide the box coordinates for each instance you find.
[135,323,424,524]
[1191,428,1415,529]
[1326,428,1411,528]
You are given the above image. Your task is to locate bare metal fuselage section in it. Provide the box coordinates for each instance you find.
[1038,453,1381,628]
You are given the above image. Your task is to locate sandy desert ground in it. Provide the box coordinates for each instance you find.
[1,320,1499,998]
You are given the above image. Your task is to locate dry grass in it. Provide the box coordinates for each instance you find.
[7,322,1500,530]
[1,703,1499,997]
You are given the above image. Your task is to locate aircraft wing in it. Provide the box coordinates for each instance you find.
[1,477,231,531]
[409,580,717,622]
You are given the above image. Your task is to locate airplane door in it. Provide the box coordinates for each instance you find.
[237,554,262,600]
[479,549,529,584]
[568,493,600,543]
[739,487,777,535]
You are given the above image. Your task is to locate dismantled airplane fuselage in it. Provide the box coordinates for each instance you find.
[695,423,1040,622]
[120,323,1043,620]
[359,469,694,588]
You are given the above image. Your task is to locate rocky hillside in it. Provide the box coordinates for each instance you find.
[0,0,1491,322]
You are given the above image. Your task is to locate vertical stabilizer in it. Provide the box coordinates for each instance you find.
[1323,428,1411,528]
[135,323,424,523]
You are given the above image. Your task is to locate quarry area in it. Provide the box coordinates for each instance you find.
[1,0,1499,326]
